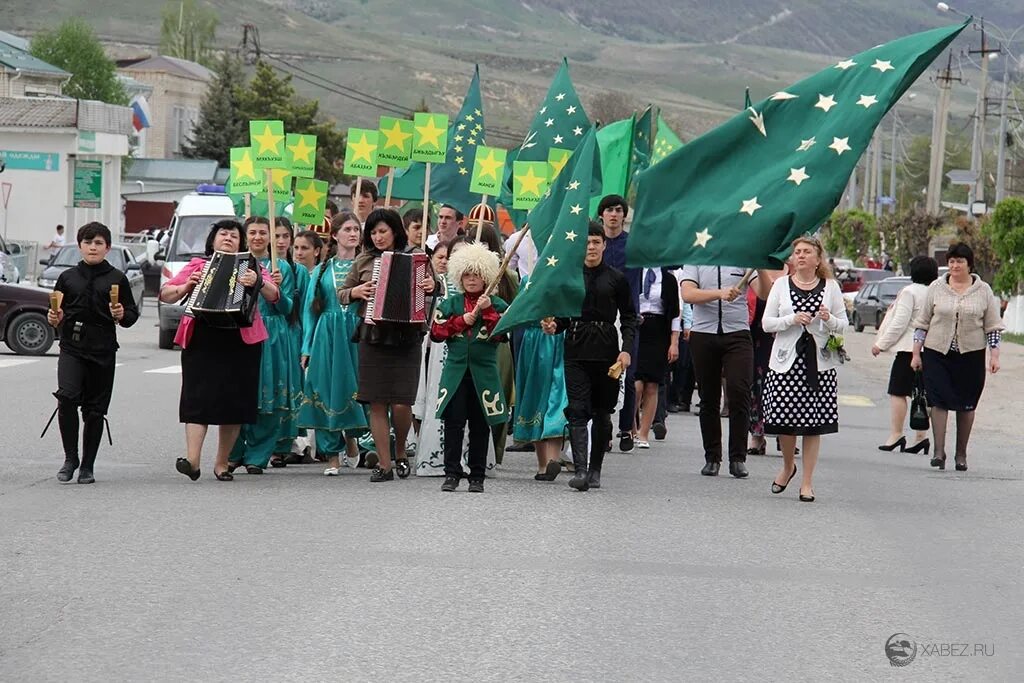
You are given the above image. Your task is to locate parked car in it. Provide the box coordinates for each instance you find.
[37,245,146,309]
[0,282,55,354]
[851,276,910,332]
[838,267,890,294]
[0,233,23,284]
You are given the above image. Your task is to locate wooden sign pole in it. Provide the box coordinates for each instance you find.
[483,223,530,297]
[265,168,278,272]
[421,162,432,250]
[384,168,395,208]
[475,195,489,241]
[243,192,252,219]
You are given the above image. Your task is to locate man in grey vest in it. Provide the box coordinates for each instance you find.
[680,266,773,477]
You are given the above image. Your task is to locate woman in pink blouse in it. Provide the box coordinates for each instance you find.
[159,219,280,481]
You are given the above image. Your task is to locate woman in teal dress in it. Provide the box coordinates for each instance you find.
[513,273,568,481]
[299,212,367,475]
[272,217,309,464]
[227,216,301,473]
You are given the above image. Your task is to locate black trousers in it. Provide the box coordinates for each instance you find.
[688,331,753,463]
[442,373,490,481]
[54,353,115,465]
[565,358,619,425]
[670,334,696,407]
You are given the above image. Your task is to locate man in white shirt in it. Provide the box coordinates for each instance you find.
[503,226,538,279]
[426,204,464,250]
[45,224,66,257]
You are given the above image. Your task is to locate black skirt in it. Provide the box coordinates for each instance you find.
[636,313,671,383]
[922,347,986,412]
[357,341,422,405]
[887,351,916,397]
[179,323,262,424]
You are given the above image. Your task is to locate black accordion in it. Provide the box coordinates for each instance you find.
[365,251,429,325]
[183,251,259,328]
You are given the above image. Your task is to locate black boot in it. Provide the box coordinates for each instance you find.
[57,402,80,483]
[442,421,466,482]
[78,411,104,484]
[567,425,590,491]
[57,456,79,483]
[587,414,611,489]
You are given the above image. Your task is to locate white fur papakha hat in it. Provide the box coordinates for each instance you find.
[446,241,501,293]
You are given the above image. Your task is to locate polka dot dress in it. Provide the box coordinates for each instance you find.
[763,279,839,436]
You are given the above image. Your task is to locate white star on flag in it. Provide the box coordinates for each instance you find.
[524,281,532,289]
[458,123,466,131]
[546,256,559,267]
[769,91,798,101]
[796,137,816,152]
[856,94,878,108]
[693,228,712,248]
[567,180,580,190]
[871,59,894,73]
[747,107,767,137]
[569,204,583,215]
[835,59,857,70]
[555,93,566,101]
[787,167,810,186]
[539,106,547,114]
[829,137,852,155]
[566,105,577,115]
[740,197,762,216]
[564,230,578,241]
[545,118,555,127]
[573,126,583,136]
[553,134,564,144]
[815,94,838,113]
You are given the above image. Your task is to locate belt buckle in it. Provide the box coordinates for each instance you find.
[71,321,84,343]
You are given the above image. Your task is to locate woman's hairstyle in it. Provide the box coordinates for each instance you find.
[447,242,501,293]
[295,230,324,259]
[312,213,361,314]
[790,235,833,280]
[273,217,300,326]
[945,242,975,271]
[362,208,408,252]
[205,219,246,256]
[243,215,269,230]
[909,255,939,285]
[476,223,504,255]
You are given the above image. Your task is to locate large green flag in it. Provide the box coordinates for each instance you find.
[651,115,683,165]
[493,128,600,336]
[589,115,634,215]
[384,67,487,214]
[627,20,968,270]
[499,58,592,227]
[629,105,653,190]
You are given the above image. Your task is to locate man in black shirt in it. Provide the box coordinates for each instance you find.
[47,222,139,484]
[543,222,638,491]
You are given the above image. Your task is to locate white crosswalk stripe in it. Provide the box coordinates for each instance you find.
[144,365,182,374]
[0,358,41,369]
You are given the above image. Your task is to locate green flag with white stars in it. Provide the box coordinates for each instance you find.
[651,115,683,165]
[627,20,968,270]
[493,128,599,336]
[629,105,653,191]
[499,58,593,227]
[384,67,487,214]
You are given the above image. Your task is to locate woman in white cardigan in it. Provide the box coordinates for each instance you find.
[870,256,938,454]
[761,236,848,502]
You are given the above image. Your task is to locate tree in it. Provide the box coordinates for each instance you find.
[586,91,636,127]
[983,197,1024,293]
[160,0,218,67]
[820,209,879,262]
[183,53,247,166]
[236,61,347,183]
[30,19,127,104]
[877,209,941,269]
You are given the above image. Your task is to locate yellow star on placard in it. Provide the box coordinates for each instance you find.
[740,197,762,216]
[380,120,412,151]
[252,124,284,155]
[693,228,712,248]
[271,169,290,191]
[475,150,504,181]
[348,133,376,163]
[415,117,446,149]
[546,256,559,267]
[233,149,257,180]
[515,166,547,196]
[288,136,315,164]
[296,181,325,209]
[550,153,570,178]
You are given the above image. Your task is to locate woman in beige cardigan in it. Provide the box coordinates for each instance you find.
[871,256,938,454]
[911,243,1003,471]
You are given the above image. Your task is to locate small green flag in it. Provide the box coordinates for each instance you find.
[629,106,653,190]
[590,115,634,215]
[293,178,329,224]
[470,146,506,195]
[651,115,684,165]
[344,128,379,176]
[627,20,969,270]
[250,120,286,168]
[512,161,550,210]
[256,167,292,203]
[377,117,414,168]
[411,112,449,163]
[228,147,263,194]
[286,134,317,178]
[492,128,600,336]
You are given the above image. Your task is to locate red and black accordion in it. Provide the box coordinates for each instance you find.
[365,251,428,325]
[183,251,259,328]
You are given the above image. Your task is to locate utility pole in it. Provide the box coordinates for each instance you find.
[927,52,959,215]
[889,114,898,214]
[967,21,1000,210]
[873,133,884,218]
[994,61,1012,204]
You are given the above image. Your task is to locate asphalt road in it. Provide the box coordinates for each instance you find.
[1,307,1021,681]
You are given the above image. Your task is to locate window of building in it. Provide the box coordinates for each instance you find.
[169,105,199,156]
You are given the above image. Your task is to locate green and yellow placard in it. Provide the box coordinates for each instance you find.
[286,133,317,178]
[512,161,550,210]
[256,167,292,203]
[293,178,329,224]
[470,146,507,195]
[249,120,286,168]
[228,147,263,194]
[548,147,572,181]
[376,117,414,168]
[411,113,449,163]
[344,128,379,176]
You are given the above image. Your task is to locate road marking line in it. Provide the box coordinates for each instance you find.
[145,365,181,374]
[839,394,875,408]
[0,358,40,368]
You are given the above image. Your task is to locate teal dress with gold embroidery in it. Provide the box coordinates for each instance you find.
[513,275,568,443]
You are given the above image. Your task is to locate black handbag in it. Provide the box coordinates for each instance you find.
[909,371,930,431]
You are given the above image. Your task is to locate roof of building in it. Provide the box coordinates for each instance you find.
[124,158,220,183]
[0,34,71,78]
[118,55,213,82]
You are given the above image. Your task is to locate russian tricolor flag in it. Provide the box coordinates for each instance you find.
[130,96,152,132]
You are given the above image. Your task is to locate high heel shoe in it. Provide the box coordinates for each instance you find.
[878,436,907,452]
[771,465,797,494]
[930,456,946,470]
[954,456,967,472]
[902,438,930,455]
[747,442,766,456]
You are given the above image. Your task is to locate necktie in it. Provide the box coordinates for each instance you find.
[644,268,657,299]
